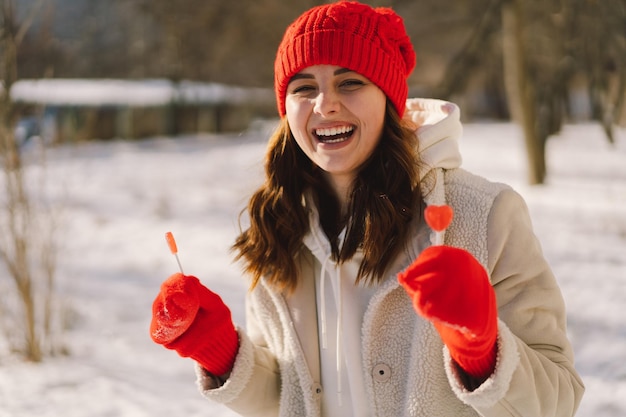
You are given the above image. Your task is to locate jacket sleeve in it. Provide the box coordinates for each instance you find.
[196,295,281,417]
[445,188,585,416]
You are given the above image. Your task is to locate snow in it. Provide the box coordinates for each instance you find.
[0,120,625,416]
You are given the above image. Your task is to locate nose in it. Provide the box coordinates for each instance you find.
[313,89,340,117]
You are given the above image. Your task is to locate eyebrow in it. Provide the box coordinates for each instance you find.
[290,67,354,81]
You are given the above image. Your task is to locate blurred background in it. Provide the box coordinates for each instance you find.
[1,0,625,350]
[1,2,625,416]
[5,0,625,186]
[6,0,625,153]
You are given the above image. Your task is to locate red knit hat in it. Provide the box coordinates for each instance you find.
[274,1,416,118]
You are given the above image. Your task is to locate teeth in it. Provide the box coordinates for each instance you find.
[323,137,346,144]
[315,125,353,137]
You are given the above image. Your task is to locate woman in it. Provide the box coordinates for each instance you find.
[150,2,584,416]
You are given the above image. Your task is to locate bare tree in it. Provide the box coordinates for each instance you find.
[124,0,322,86]
[564,0,626,143]
[0,0,62,361]
[500,0,553,184]
[435,0,625,185]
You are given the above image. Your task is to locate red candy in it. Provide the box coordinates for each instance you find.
[165,231,178,254]
[424,205,454,232]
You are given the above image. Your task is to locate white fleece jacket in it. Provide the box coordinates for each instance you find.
[196,98,584,416]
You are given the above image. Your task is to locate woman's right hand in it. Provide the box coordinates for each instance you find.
[150,273,238,376]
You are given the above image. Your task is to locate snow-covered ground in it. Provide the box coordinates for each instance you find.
[0,120,624,416]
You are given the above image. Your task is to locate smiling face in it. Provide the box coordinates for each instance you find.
[285,64,387,202]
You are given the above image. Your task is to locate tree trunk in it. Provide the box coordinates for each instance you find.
[501,1,546,185]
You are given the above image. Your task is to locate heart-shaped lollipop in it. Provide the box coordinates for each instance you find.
[424,205,454,245]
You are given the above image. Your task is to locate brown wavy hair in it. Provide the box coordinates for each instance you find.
[233,101,424,292]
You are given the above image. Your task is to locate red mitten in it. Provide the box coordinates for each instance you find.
[150,273,238,376]
[398,246,497,380]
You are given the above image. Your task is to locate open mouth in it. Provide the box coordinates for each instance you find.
[314,125,355,144]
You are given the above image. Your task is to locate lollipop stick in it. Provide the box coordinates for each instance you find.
[434,231,444,246]
[165,231,184,274]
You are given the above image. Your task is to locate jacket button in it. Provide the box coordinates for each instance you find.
[372,364,391,382]
[312,382,323,397]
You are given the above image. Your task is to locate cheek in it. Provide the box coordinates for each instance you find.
[362,102,386,142]
[371,93,387,127]
[285,97,306,124]
[285,100,310,145]
[349,88,386,135]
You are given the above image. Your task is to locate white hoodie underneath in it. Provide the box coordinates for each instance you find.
[315,252,377,417]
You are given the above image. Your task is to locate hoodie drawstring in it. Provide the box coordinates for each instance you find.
[319,254,344,406]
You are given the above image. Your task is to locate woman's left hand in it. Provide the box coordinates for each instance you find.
[398,246,498,380]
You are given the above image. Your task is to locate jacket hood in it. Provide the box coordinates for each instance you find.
[404,98,463,181]
[404,99,463,228]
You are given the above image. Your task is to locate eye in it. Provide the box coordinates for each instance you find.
[339,78,366,91]
[292,85,316,94]
[288,81,317,96]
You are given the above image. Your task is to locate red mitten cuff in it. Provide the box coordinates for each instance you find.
[399,246,498,379]
[150,273,238,376]
[434,312,497,379]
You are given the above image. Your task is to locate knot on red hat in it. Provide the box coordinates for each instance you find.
[374,7,416,76]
